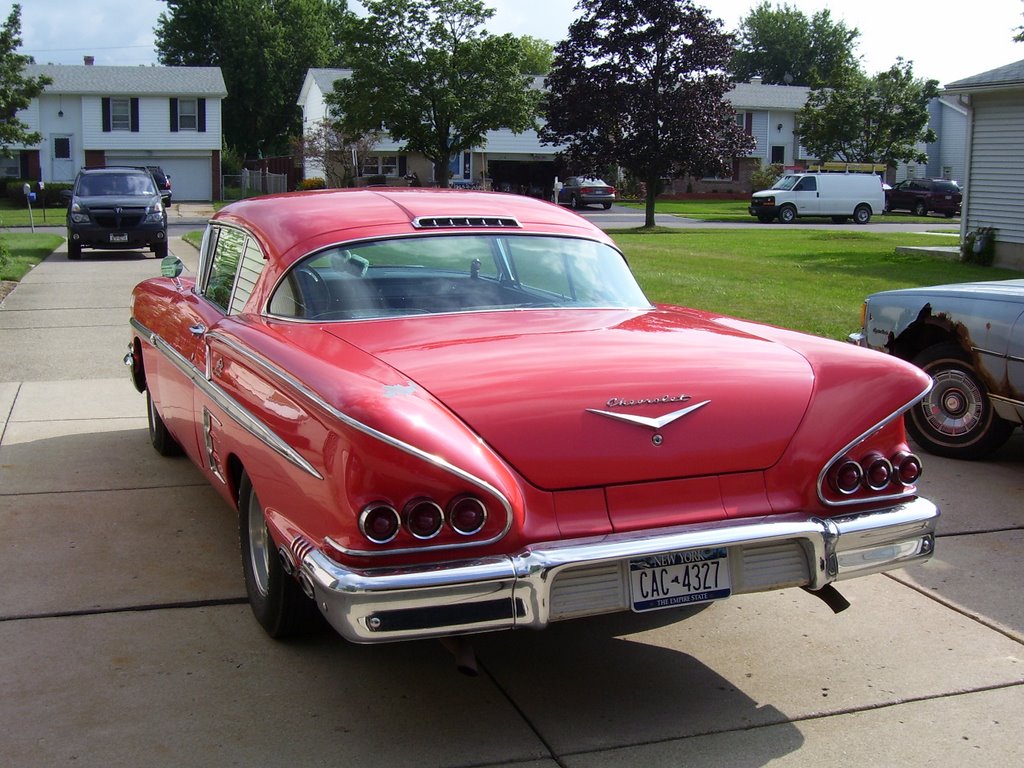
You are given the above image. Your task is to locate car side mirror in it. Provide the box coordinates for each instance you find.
[161,192,172,205]
[60,189,72,205]
[160,256,184,278]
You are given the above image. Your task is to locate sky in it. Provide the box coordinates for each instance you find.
[11,0,1024,87]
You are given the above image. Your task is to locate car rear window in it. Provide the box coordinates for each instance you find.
[268,234,651,321]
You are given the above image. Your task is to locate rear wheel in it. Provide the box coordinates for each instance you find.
[67,239,81,260]
[778,205,797,224]
[906,343,1015,459]
[853,205,871,224]
[147,389,182,457]
[602,202,612,210]
[239,472,319,637]
[913,201,928,217]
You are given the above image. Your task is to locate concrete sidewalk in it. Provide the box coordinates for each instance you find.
[1,240,1023,767]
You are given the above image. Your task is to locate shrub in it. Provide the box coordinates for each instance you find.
[298,177,326,190]
[751,162,784,192]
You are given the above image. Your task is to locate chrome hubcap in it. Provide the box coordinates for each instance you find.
[922,369,984,437]
[247,488,270,597]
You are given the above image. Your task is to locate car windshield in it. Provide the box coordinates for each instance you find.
[268,234,652,321]
[772,175,801,190]
[78,174,157,196]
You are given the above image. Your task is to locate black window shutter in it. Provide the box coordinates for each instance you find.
[198,98,206,132]
[130,98,140,132]
[169,98,178,132]
[102,97,111,132]
[398,156,407,176]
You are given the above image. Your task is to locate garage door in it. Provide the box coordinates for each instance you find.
[111,155,212,201]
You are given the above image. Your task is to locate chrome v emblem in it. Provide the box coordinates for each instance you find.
[586,400,711,429]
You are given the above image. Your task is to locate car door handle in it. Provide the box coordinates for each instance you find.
[189,323,207,336]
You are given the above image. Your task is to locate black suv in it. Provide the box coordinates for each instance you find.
[61,167,170,260]
[884,178,962,218]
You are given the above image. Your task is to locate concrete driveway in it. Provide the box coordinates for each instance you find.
[1,240,1022,767]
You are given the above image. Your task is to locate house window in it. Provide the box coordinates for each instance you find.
[110,98,131,131]
[771,145,785,164]
[178,98,198,131]
[54,137,72,160]
[361,155,399,177]
[0,155,19,178]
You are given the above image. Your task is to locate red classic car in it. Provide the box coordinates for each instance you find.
[126,188,939,659]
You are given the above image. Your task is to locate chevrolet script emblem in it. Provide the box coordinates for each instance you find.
[586,399,711,429]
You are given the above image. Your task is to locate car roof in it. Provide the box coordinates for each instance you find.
[78,166,151,175]
[212,187,616,269]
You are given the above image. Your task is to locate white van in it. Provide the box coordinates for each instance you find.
[749,172,885,224]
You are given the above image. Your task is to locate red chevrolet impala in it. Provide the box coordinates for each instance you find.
[126,188,938,651]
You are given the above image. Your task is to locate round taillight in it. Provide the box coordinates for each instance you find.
[831,459,863,495]
[863,454,893,491]
[448,496,487,535]
[359,503,401,544]
[893,451,923,486]
[404,498,444,539]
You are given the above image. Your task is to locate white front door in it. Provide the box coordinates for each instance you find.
[51,135,75,182]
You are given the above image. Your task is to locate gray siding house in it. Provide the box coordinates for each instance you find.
[9,63,227,201]
[945,59,1024,269]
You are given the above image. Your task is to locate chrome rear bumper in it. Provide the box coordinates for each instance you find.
[301,497,938,643]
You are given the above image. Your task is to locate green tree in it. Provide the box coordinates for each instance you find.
[518,35,554,74]
[0,4,51,152]
[542,0,753,227]
[155,0,349,157]
[330,0,540,187]
[730,2,860,87]
[796,59,939,166]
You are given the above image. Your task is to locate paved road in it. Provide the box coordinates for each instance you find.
[1,238,1021,767]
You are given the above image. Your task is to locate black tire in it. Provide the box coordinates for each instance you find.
[239,472,319,638]
[778,205,797,224]
[602,202,612,210]
[147,389,182,457]
[853,205,871,225]
[153,240,168,259]
[943,211,955,219]
[67,239,82,260]
[913,201,928,217]
[570,194,581,210]
[906,343,1015,459]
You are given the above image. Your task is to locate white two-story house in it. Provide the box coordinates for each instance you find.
[298,68,563,194]
[9,62,226,201]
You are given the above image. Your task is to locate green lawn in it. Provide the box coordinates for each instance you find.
[616,228,1008,340]
[0,232,65,281]
[0,198,65,228]
[618,198,956,225]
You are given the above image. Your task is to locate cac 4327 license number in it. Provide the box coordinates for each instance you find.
[629,548,731,612]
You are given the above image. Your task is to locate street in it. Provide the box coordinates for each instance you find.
[1,236,1021,767]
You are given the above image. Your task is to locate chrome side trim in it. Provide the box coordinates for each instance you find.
[302,497,939,643]
[204,331,515,557]
[816,378,933,508]
[131,318,323,480]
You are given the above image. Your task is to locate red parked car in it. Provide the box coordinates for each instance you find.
[884,178,961,217]
[126,188,938,657]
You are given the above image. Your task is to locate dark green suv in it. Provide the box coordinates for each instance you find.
[61,167,170,260]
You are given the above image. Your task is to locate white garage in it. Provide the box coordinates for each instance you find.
[108,153,214,201]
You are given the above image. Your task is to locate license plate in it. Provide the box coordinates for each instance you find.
[629,547,731,612]
[109,233,129,243]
